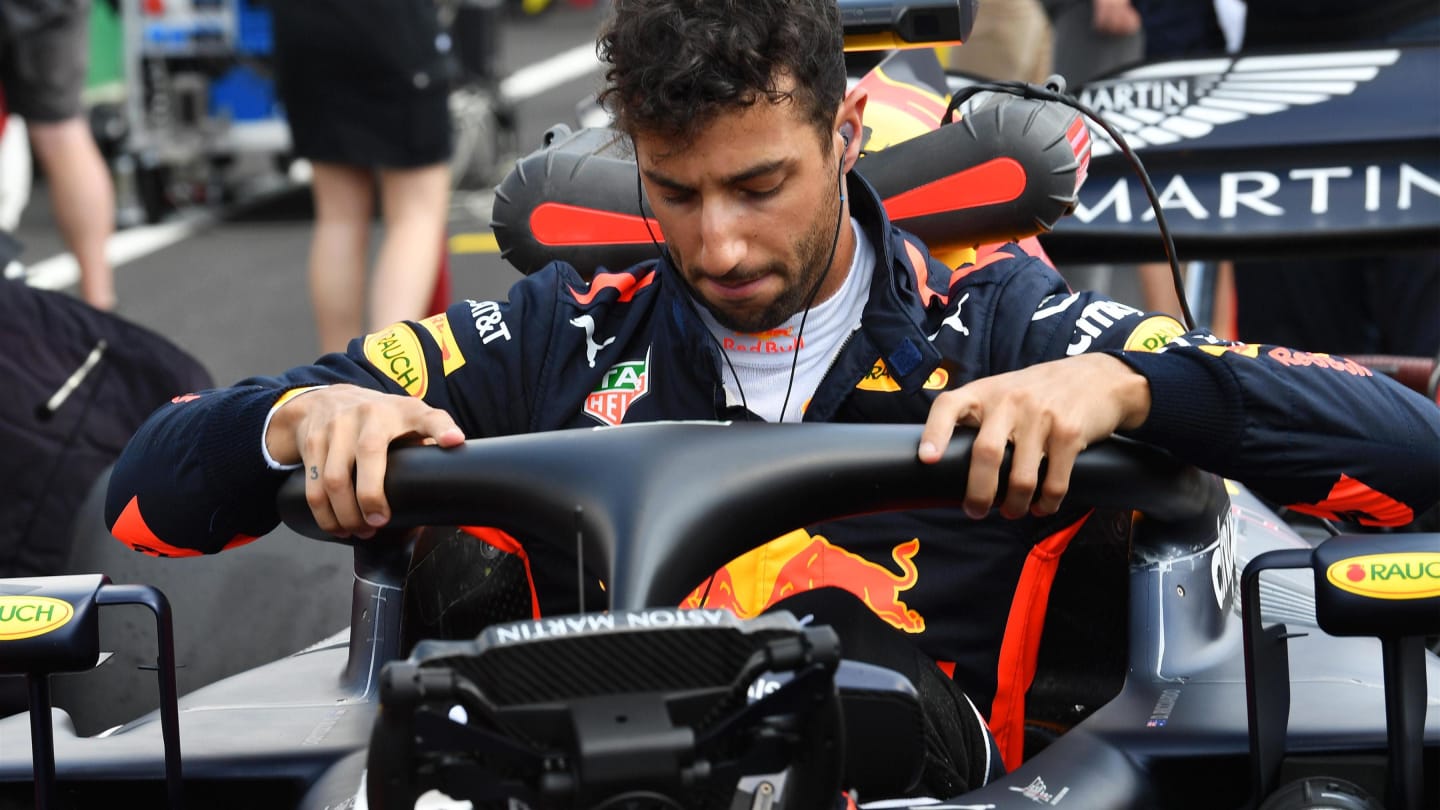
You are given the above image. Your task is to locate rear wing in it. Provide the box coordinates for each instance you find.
[1040,44,1440,262]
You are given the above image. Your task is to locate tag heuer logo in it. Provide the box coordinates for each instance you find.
[585,349,650,426]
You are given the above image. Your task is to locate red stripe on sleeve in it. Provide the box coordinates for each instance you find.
[111,496,204,558]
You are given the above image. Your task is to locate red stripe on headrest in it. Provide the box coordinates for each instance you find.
[884,158,1027,221]
[531,202,665,247]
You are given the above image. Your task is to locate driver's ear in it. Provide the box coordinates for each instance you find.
[836,88,868,171]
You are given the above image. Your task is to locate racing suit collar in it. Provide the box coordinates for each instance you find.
[843,170,944,395]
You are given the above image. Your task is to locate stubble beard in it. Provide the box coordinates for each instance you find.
[680,183,841,334]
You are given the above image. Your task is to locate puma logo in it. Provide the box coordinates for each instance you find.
[931,292,971,339]
[571,314,615,368]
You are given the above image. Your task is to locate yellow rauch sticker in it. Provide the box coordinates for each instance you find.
[0,596,75,641]
[1326,553,1440,600]
[364,324,429,398]
[1124,316,1186,353]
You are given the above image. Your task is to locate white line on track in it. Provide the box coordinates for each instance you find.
[501,42,602,102]
[24,212,213,290]
[24,40,602,290]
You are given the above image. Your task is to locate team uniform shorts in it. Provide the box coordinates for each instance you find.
[270,0,453,168]
[0,0,90,123]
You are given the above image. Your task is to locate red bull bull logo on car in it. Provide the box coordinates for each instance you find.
[683,529,926,633]
[853,62,949,150]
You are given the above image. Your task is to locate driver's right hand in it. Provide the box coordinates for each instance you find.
[265,384,465,538]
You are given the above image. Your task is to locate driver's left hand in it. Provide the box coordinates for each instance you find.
[918,353,1151,519]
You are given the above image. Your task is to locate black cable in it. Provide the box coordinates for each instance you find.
[777,147,850,422]
[942,78,1198,332]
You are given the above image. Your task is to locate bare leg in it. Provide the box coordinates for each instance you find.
[308,162,375,354]
[1137,261,1185,318]
[28,118,116,311]
[1139,260,1238,340]
[370,163,450,329]
[1213,260,1236,341]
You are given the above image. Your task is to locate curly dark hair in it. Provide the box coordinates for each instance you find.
[597,0,847,150]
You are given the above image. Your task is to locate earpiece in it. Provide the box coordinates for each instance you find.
[838,123,854,150]
[837,124,853,202]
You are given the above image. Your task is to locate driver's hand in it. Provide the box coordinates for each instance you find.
[265,384,465,538]
[917,354,1150,520]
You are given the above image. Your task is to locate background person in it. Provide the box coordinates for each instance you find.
[267,0,455,355]
[941,0,1054,85]
[0,0,117,312]
[1042,0,1144,87]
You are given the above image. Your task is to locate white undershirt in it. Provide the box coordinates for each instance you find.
[697,218,873,422]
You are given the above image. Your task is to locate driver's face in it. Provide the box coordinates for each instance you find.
[634,87,855,333]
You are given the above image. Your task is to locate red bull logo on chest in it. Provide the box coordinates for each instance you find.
[584,349,651,427]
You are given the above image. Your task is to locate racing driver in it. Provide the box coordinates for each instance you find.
[106,0,1440,800]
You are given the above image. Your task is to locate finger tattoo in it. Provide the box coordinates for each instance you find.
[310,465,320,480]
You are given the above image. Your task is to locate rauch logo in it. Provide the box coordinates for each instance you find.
[0,596,75,641]
[1325,552,1440,600]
